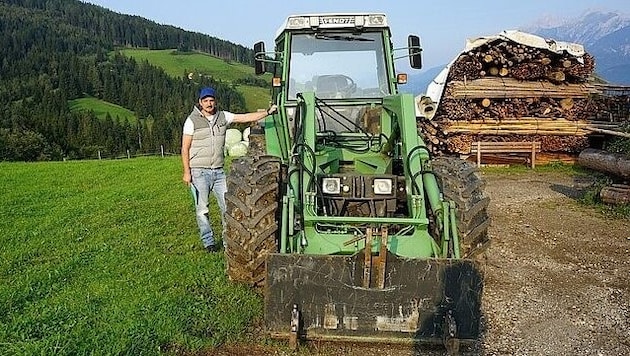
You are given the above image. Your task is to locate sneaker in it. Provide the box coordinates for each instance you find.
[205,244,220,253]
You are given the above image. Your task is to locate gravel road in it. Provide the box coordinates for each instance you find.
[209,170,630,356]
[478,171,630,356]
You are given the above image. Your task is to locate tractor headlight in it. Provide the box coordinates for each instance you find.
[322,177,341,194]
[367,15,387,26]
[373,178,392,195]
[286,16,311,29]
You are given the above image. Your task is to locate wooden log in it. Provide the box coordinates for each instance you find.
[447,77,598,99]
[536,152,578,165]
[442,118,598,136]
[585,127,630,139]
[546,71,566,82]
[578,148,630,179]
[600,185,630,205]
[560,98,574,110]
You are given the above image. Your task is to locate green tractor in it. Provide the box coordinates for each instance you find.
[224,13,490,351]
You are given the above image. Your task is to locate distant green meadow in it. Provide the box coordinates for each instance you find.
[69,49,272,124]
[0,157,263,354]
[118,49,272,112]
[68,97,137,124]
[118,49,252,82]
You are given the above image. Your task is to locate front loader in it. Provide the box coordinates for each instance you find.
[223,13,490,352]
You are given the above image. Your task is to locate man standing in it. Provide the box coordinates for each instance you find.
[181,87,276,252]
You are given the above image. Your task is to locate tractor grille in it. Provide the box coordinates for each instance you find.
[318,174,405,217]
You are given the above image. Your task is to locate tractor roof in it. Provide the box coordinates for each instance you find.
[275,13,389,38]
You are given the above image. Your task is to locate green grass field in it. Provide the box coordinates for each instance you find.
[1,157,627,354]
[238,84,273,112]
[0,157,263,355]
[68,97,137,124]
[118,49,252,82]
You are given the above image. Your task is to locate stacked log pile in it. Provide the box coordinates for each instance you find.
[418,35,624,157]
[445,40,594,83]
[590,85,630,121]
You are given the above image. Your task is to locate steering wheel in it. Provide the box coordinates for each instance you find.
[316,74,357,98]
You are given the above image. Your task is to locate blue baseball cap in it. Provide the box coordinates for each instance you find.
[199,87,216,99]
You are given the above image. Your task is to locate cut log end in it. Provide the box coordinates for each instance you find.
[546,71,566,82]
[560,98,574,110]
[600,185,630,205]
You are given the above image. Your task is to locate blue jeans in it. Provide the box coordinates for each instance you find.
[190,168,227,248]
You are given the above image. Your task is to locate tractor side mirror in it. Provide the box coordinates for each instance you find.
[408,35,423,69]
[254,41,266,75]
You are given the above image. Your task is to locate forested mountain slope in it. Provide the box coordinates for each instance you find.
[0,0,255,161]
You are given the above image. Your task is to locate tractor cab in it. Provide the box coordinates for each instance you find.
[255,14,421,137]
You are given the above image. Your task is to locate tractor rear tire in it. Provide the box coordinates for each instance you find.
[431,157,491,257]
[224,155,281,288]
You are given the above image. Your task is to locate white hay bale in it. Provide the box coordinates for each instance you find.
[225,128,242,147]
[243,127,251,142]
[228,141,248,157]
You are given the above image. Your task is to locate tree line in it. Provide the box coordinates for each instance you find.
[0,0,257,161]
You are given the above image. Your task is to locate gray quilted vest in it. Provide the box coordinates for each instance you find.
[188,107,228,169]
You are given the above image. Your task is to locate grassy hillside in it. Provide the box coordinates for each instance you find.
[119,49,272,111]
[119,49,251,81]
[69,97,137,123]
[239,84,272,111]
[0,157,264,354]
[67,49,272,122]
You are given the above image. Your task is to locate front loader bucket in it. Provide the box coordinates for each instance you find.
[265,253,483,346]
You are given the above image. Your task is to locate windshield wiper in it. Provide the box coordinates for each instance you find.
[315,34,374,42]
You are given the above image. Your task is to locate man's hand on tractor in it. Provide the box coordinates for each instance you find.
[266,104,278,115]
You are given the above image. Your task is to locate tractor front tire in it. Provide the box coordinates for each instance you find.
[432,157,491,257]
[224,155,281,287]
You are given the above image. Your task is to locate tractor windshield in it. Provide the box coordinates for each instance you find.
[288,31,390,100]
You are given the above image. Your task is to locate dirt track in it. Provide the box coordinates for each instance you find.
[212,170,630,356]
[479,171,630,355]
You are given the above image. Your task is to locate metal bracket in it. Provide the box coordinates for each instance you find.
[362,227,389,289]
[362,228,373,288]
[289,304,301,350]
[443,310,460,355]
[375,226,388,288]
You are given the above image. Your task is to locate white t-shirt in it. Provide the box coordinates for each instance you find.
[183,111,235,135]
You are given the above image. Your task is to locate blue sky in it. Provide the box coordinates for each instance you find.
[83,0,629,71]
